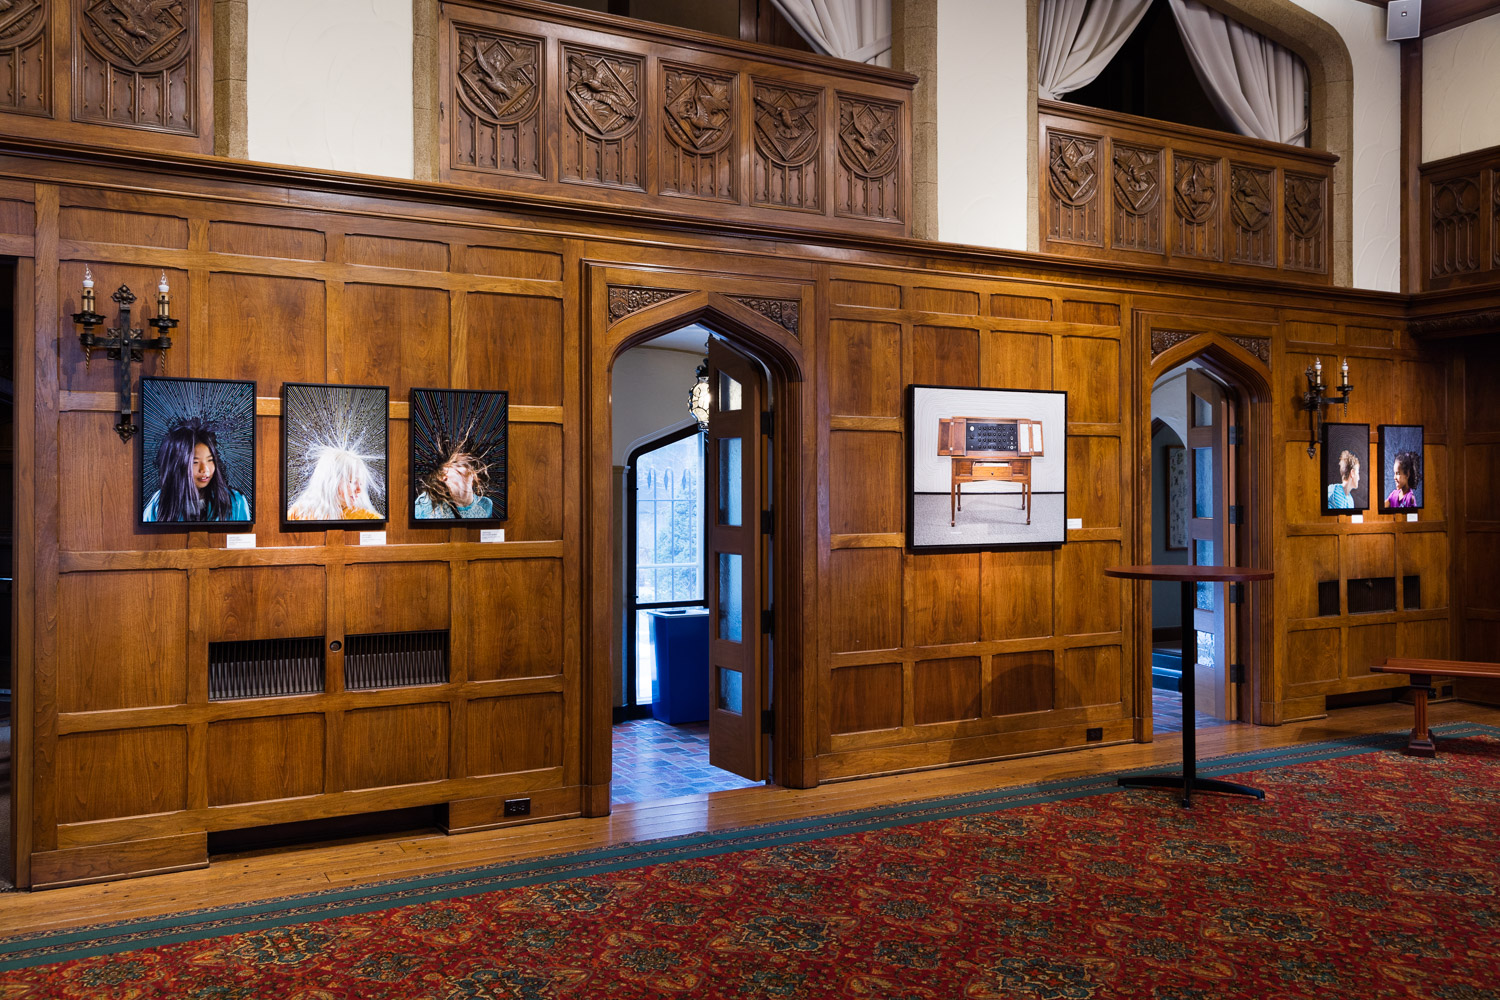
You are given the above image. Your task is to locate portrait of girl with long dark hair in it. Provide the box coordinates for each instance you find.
[139,377,257,527]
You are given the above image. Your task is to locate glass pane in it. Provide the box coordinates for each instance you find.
[1196,629,1215,669]
[1193,394,1213,427]
[719,371,742,411]
[1194,448,1213,518]
[1196,539,1215,611]
[719,552,743,641]
[718,437,742,526]
[633,434,704,603]
[635,610,657,705]
[718,667,743,713]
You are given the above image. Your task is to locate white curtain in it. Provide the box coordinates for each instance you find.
[1037,0,1153,101]
[769,0,893,67]
[1165,0,1309,146]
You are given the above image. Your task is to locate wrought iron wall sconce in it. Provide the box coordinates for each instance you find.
[1300,356,1353,457]
[71,267,176,441]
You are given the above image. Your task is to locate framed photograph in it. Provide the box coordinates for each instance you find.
[907,385,1068,551]
[410,387,508,523]
[1321,422,1370,515]
[282,382,390,527]
[139,376,256,528]
[1166,445,1187,550]
[1377,424,1424,513]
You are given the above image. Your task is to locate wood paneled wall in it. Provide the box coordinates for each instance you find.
[1420,146,1500,291]
[1455,337,1500,681]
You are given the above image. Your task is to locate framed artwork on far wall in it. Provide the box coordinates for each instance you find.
[1377,424,1425,513]
[139,376,256,528]
[410,387,508,523]
[907,384,1068,551]
[1321,421,1370,515]
[282,382,390,527]
[1166,445,1187,550]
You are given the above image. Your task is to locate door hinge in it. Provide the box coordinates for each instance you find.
[1228,582,1245,605]
[761,709,775,734]
[761,608,774,635]
[761,410,774,437]
[1228,505,1244,525]
[1228,426,1244,446]
[761,509,774,536]
[1230,663,1246,685]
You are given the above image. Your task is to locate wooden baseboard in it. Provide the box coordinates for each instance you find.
[30,833,208,890]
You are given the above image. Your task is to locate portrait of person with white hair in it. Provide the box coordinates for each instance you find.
[282,382,389,526]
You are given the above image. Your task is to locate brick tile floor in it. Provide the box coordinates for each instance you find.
[1152,689,1233,734]
[611,717,763,806]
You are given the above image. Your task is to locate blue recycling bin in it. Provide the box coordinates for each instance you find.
[648,607,710,724]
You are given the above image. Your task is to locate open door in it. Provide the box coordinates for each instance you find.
[1185,369,1237,721]
[704,338,768,781]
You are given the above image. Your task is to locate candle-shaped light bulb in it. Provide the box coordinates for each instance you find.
[1340,358,1349,382]
[1314,357,1323,385]
[157,270,171,319]
[81,265,95,312]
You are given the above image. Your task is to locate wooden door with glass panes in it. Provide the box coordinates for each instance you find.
[704,338,768,781]
[1186,369,1237,721]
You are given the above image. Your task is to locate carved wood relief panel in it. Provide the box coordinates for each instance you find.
[452,26,544,178]
[561,44,643,190]
[73,0,197,134]
[1429,176,1481,279]
[1038,103,1333,285]
[1418,151,1499,291]
[753,79,820,211]
[0,0,49,117]
[439,1,912,236]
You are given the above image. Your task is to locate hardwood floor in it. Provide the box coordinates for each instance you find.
[0,700,1494,937]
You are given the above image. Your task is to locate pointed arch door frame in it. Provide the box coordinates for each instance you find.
[583,264,814,816]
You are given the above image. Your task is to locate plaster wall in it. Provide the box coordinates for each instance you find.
[1422,12,1500,163]
[612,347,706,465]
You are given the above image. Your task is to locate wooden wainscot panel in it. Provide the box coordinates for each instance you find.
[1285,627,1341,687]
[0,197,36,235]
[208,221,328,261]
[1400,359,1447,431]
[342,704,450,789]
[1397,619,1450,662]
[343,284,450,397]
[466,692,564,775]
[1344,358,1395,429]
[991,650,1055,716]
[57,727,189,823]
[913,325,979,387]
[1345,533,1394,583]
[830,279,901,310]
[1346,623,1399,679]
[913,656,982,726]
[470,558,564,680]
[911,286,979,316]
[1281,535,1338,620]
[346,234,451,272]
[1463,533,1500,616]
[468,293,564,407]
[203,274,327,390]
[985,331,1053,391]
[1462,444,1500,522]
[1283,319,1338,345]
[829,431,901,535]
[982,549,1053,640]
[30,834,208,890]
[466,244,564,282]
[208,715,326,806]
[907,552,982,647]
[1346,325,1395,350]
[1057,645,1122,710]
[990,293,1053,321]
[507,422,564,541]
[1057,541,1122,636]
[1057,300,1120,326]
[829,548,902,652]
[344,562,451,635]
[1283,441,1323,526]
[828,319,901,416]
[1065,436,1120,528]
[207,566,327,643]
[59,571,187,713]
[829,663,903,734]
[1057,336,1120,423]
[1398,532,1448,610]
[59,207,189,249]
[59,411,184,553]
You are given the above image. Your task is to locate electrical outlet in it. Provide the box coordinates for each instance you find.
[1086,727,1103,742]
[504,797,531,817]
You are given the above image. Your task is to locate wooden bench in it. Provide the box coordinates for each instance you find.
[1370,658,1500,756]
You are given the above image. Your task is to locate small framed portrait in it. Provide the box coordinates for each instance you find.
[410,387,508,524]
[1377,424,1424,513]
[1321,422,1370,515]
[282,382,390,527]
[139,376,256,528]
[907,384,1068,551]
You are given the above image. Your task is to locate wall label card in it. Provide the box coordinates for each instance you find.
[360,531,388,545]
[225,533,257,549]
[481,528,506,543]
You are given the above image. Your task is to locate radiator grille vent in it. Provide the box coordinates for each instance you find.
[209,637,326,701]
[344,630,450,690]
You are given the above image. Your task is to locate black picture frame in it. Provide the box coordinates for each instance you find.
[1321,421,1370,515]
[1377,424,1425,513]
[138,376,257,529]
[409,387,509,524]
[281,382,391,528]
[906,384,1068,552]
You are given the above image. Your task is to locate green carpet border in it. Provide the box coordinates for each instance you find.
[2,721,1494,972]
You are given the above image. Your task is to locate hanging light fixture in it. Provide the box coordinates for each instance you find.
[688,361,711,430]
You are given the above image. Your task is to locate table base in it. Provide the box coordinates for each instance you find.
[1116,774,1264,808]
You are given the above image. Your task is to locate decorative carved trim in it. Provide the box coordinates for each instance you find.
[1230,166,1273,232]
[564,46,640,140]
[456,29,541,125]
[607,286,688,323]
[753,82,820,167]
[1429,176,1481,278]
[0,0,48,117]
[0,0,46,47]
[1150,330,1198,357]
[1113,144,1159,216]
[730,295,799,334]
[1173,157,1217,224]
[1408,310,1500,339]
[1284,174,1324,239]
[838,96,900,180]
[80,0,190,71]
[1227,335,1270,363]
[1049,134,1098,207]
[663,68,734,154]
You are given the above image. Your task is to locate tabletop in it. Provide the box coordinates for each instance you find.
[1104,564,1274,583]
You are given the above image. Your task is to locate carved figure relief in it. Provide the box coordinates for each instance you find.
[0,0,48,116]
[1428,176,1481,278]
[81,0,187,68]
[1284,172,1326,273]
[1173,158,1217,224]
[1229,164,1275,267]
[1112,143,1161,253]
[1049,136,1097,206]
[457,30,540,124]
[837,98,899,179]
[663,69,734,154]
[565,49,639,140]
[75,0,195,132]
[754,84,819,167]
[0,0,46,47]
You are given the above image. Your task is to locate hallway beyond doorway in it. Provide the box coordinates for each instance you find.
[611,718,762,806]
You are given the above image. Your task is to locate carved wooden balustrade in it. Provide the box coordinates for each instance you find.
[439,0,913,237]
[1039,101,1334,284]
[1420,146,1500,292]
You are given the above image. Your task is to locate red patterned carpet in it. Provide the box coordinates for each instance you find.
[3,726,1499,999]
